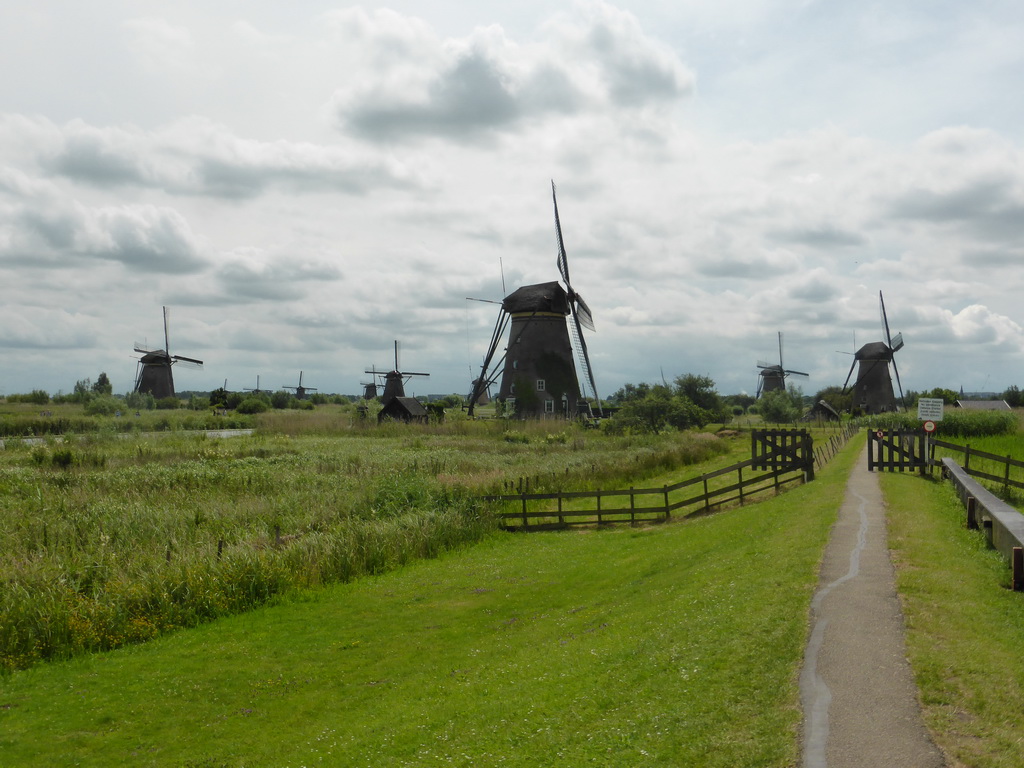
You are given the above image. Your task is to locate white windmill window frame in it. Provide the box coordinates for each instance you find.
[544,399,555,414]
[536,379,546,392]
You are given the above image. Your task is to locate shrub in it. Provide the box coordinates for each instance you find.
[237,397,269,414]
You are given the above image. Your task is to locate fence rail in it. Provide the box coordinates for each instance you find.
[480,428,857,531]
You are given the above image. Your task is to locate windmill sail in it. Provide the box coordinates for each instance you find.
[552,181,601,415]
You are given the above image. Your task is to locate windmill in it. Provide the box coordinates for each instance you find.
[468,181,602,419]
[244,375,268,395]
[366,341,429,406]
[841,291,906,414]
[283,371,317,400]
[133,306,203,399]
[756,332,809,398]
[360,369,379,400]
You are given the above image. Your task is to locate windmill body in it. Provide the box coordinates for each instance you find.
[133,306,202,399]
[468,182,601,419]
[849,341,898,413]
[134,350,175,399]
[496,281,581,418]
[757,366,787,396]
[841,292,906,415]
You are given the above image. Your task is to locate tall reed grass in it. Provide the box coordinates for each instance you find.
[0,423,725,672]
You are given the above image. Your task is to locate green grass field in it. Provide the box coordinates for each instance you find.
[0,430,859,767]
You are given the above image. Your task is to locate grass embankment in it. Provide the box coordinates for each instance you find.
[0,424,729,672]
[0,433,861,767]
[883,471,1024,768]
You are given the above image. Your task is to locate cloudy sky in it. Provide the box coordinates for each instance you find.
[2,1,1023,401]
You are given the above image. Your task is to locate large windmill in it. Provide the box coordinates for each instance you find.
[842,291,906,414]
[756,332,809,398]
[468,181,602,419]
[133,306,203,399]
[283,371,317,400]
[366,341,429,406]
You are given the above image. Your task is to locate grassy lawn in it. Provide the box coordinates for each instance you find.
[0,434,861,767]
[883,470,1024,768]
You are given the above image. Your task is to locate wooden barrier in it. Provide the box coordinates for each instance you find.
[485,429,818,530]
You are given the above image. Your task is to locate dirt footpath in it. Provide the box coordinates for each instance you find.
[799,444,946,768]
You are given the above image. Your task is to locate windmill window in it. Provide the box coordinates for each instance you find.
[536,379,546,392]
[506,397,516,413]
[544,399,555,414]
[510,383,516,394]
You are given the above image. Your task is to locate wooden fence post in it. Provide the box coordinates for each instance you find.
[1014,547,1024,592]
[703,475,710,511]
[663,485,670,522]
[521,493,528,528]
[597,489,602,524]
[630,487,636,525]
[557,492,564,526]
[738,466,745,505]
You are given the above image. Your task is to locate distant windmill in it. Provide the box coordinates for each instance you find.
[841,291,906,414]
[244,375,268,395]
[283,371,317,400]
[468,181,601,418]
[133,306,203,399]
[366,341,429,406]
[360,369,380,400]
[756,332,809,398]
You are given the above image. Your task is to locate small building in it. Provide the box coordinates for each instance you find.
[955,400,1012,411]
[378,396,429,424]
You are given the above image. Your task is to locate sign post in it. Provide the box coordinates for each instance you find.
[917,398,944,473]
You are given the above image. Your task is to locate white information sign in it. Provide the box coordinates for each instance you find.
[917,397,944,422]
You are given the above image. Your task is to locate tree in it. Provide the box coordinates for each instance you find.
[72,378,93,404]
[674,374,727,424]
[270,390,293,409]
[92,372,113,396]
[814,385,852,415]
[209,387,230,408]
[759,386,804,424]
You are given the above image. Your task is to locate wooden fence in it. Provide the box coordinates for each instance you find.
[484,429,829,531]
[930,438,1024,492]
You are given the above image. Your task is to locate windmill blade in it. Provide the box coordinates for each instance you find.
[552,181,570,287]
[571,310,603,417]
[879,291,894,350]
[468,308,510,415]
[890,331,904,353]
[573,293,596,332]
[756,374,764,399]
[784,369,810,377]
[841,359,857,392]
[172,354,203,366]
[891,357,906,408]
[163,306,171,355]
[777,331,784,369]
